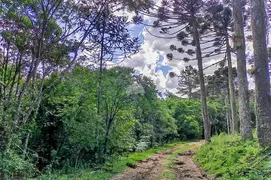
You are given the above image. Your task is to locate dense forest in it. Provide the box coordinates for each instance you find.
[0,0,271,179]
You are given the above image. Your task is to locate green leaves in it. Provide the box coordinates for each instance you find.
[21,16,32,28]
[195,134,266,179]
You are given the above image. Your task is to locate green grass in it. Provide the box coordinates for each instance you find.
[195,133,271,180]
[158,144,194,180]
[35,141,189,180]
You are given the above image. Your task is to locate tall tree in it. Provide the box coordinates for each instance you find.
[149,0,224,141]
[251,0,271,146]
[233,0,253,139]
[209,3,238,133]
[177,65,199,98]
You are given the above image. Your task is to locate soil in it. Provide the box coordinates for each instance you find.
[111,141,211,180]
[173,142,209,180]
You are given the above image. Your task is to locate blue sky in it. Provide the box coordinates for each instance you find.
[129,19,173,77]
[119,14,227,94]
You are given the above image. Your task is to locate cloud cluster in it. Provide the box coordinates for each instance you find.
[118,1,257,94]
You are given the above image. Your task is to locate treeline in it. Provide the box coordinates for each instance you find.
[2,66,228,178]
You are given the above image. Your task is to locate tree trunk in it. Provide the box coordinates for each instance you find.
[233,0,253,140]
[188,84,192,99]
[225,35,238,133]
[251,0,271,147]
[192,20,211,141]
[96,14,106,161]
[22,133,30,160]
[226,86,232,133]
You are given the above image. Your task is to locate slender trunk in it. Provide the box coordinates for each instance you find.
[103,118,113,155]
[22,133,30,160]
[97,32,105,116]
[225,35,238,133]
[192,20,211,141]
[96,14,106,160]
[14,11,47,128]
[251,0,271,147]
[226,87,232,133]
[233,0,253,140]
[226,108,231,134]
[188,84,192,99]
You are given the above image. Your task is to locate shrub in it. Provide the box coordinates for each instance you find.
[195,133,269,179]
[1,150,37,179]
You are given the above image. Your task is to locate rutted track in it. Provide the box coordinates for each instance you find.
[173,143,209,180]
[112,141,209,180]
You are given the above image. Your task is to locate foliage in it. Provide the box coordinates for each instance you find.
[206,67,237,96]
[208,97,228,135]
[195,133,271,179]
[164,98,227,140]
[0,150,37,179]
[163,98,202,140]
[1,0,266,178]
[25,65,230,179]
[177,65,199,98]
[27,67,182,174]
[35,142,188,180]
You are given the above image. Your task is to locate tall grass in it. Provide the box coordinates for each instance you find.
[195,133,271,179]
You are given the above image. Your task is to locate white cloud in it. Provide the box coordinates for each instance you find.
[117,1,259,95]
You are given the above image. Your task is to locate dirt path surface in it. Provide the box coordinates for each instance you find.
[112,141,209,180]
[173,142,209,180]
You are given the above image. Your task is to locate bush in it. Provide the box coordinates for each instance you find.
[1,150,37,179]
[195,133,270,179]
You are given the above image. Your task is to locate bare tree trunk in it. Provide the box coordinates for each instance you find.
[251,0,271,147]
[225,95,231,134]
[226,35,238,133]
[188,84,192,99]
[96,13,106,161]
[233,0,253,140]
[192,20,211,142]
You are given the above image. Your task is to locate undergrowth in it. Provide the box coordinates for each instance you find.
[34,141,189,180]
[195,133,271,180]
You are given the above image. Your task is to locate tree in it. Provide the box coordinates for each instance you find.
[177,65,199,98]
[233,0,253,140]
[251,0,271,146]
[149,0,223,141]
[164,98,202,140]
[31,66,179,171]
[101,67,135,155]
[209,2,238,134]
[0,0,150,177]
[206,67,237,96]
[0,1,76,177]
[134,75,178,147]
[206,66,237,133]
[74,2,141,159]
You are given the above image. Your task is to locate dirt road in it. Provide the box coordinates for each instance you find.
[112,141,209,180]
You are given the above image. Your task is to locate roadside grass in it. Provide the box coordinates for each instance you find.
[158,144,194,180]
[195,133,271,180]
[35,141,190,180]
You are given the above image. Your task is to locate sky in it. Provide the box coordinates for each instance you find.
[112,1,271,95]
[114,4,229,95]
